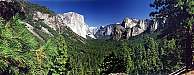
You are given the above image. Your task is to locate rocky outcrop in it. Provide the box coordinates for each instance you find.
[41,26,53,36]
[121,18,147,38]
[88,27,98,35]
[20,21,44,41]
[33,11,91,38]
[87,27,98,39]
[112,25,125,40]
[121,18,138,28]
[131,20,147,36]
[95,24,119,39]
[94,18,151,40]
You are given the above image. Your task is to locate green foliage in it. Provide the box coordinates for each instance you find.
[24,1,55,15]
[43,35,68,75]
[150,0,194,72]
[100,52,126,75]
[0,15,39,75]
[124,36,162,74]
[0,16,68,75]
[0,15,187,75]
[159,39,183,73]
[0,0,192,74]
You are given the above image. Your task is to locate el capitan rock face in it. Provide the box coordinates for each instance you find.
[33,11,91,38]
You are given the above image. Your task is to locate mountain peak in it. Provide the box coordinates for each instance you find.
[33,11,92,39]
[94,17,158,40]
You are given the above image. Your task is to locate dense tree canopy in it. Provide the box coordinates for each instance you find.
[1,0,194,75]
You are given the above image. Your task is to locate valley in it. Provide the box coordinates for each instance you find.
[0,0,194,75]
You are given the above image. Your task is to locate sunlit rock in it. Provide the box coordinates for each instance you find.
[33,11,93,38]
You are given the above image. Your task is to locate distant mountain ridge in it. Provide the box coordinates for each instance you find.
[0,0,159,40]
[93,18,158,40]
[33,11,158,40]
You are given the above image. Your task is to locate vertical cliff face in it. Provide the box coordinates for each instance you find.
[94,18,152,40]
[121,18,148,37]
[95,24,119,39]
[33,11,91,38]
[56,12,89,38]
[121,18,138,28]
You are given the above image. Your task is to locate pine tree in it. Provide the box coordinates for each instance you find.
[151,0,194,70]
[42,35,68,75]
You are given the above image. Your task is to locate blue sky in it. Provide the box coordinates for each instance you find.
[29,0,153,27]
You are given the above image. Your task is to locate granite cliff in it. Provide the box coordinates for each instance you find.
[33,11,91,38]
[94,18,158,40]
